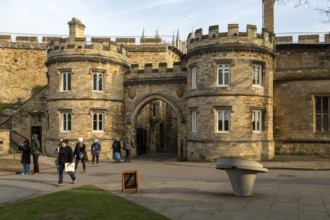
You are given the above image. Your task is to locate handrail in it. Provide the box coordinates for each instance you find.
[11,130,29,141]
[0,116,11,127]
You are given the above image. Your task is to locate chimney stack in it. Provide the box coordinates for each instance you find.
[68,17,85,43]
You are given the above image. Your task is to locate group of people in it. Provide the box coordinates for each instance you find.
[112,136,135,163]
[55,138,102,186]
[18,134,42,175]
[19,135,134,186]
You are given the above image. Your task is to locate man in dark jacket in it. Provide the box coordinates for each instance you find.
[57,139,76,186]
[91,139,101,164]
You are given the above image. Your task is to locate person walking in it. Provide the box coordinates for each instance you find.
[55,137,63,174]
[124,135,135,163]
[31,134,41,175]
[91,139,101,164]
[18,139,31,175]
[74,137,86,173]
[112,138,122,163]
[57,139,76,186]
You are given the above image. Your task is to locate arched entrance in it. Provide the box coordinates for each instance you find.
[126,94,186,160]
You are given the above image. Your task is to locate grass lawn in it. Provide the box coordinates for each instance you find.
[0,185,170,220]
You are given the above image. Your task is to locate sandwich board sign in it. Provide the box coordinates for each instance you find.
[122,170,139,193]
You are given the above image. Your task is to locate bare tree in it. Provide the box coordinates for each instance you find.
[276,0,330,23]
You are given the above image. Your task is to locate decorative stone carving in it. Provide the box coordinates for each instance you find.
[128,87,136,99]
[176,86,184,98]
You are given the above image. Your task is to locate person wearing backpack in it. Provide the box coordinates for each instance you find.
[31,134,41,175]
[123,135,135,163]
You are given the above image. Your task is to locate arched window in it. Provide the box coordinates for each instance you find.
[93,113,104,131]
[93,72,103,92]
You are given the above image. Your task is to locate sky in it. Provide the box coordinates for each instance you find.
[0,0,328,40]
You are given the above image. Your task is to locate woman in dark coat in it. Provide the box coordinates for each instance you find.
[73,137,86,173]
[57,139,76,186]
[112,138,121,163]
[18,139,31,175]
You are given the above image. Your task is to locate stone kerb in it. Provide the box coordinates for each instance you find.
[187,24,274,51]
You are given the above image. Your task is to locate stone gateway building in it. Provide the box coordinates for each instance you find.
[0,0,329,161]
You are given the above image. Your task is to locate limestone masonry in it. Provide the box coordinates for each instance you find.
[0,0,329,161]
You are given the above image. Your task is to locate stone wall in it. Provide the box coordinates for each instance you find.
[46,60,128,158]
[11,87,47,148]
[124,62,187,159]
[126,45,181,68]
[186,25,275,161]
[0,129,10,155]
[0,35,179,104]
[46,28,130,158]
[276,142,330,155]
[0,40,48,103]
[274,42,330,155]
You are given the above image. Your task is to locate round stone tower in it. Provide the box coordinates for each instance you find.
[185,21,275,161]
[45,18,130,157]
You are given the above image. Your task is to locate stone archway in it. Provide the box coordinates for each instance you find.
[126,93,186,160]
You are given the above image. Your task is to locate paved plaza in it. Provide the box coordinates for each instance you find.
[0,154,330,220]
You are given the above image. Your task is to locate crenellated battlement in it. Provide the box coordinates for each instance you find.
[276,34,330,44]
[0,34,50,49]
[0,34,55,44]
[187,24,275,52]
[47,37,128,56]
[0,33,179,54]
[125,62,187,83]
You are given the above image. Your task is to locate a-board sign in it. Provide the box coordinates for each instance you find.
[85,151,92,162]
[122,170,139,193]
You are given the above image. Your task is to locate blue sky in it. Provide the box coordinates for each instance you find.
[0,0,328,39]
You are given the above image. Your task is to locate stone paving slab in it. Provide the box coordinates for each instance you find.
[0,154,330,219]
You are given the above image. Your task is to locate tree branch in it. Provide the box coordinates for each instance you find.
[276,0,330,23]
